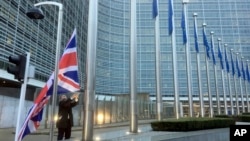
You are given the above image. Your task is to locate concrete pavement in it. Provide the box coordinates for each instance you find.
[0,120,230,141]
[0,119,172,141]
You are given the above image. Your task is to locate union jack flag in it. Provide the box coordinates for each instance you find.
[17,29,80,141]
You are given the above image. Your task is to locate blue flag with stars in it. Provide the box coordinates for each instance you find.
[225,49,230,73]
[202,28,210,59]
[168,0,173,35]
[181,7,187,44]
[241,60,245,80]
[194,20,199,53]
[211,38,216,65]
[246,63,250,82]
[236,56,241,78]
[218,43,223,69]
[152,0,158,18]
[231,52,235,76]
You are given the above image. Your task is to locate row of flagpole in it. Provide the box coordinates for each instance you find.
[188,1,250,116]
[17,1,250,141]
[83,2,250,140]
[82,2,250,140]
[187,1,250,117]
[152,0,250,119]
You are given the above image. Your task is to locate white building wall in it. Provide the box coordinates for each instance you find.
[0,95,34,128]
[0,95,81,128]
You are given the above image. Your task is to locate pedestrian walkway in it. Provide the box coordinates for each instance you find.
[0,119,230,141]
[0,119,169,141]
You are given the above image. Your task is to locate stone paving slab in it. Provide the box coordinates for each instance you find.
[0,120,233,141]
[0,120,160,141]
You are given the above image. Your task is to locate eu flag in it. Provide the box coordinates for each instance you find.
[202,28,210,59]
[246,63,250,82]
[194,20,199,53]
[241,60,245,80]
[231,52,235,76]
[225,49,230,73]
[181,7,187,44]
[152,0,158,18]
[236,56,241,78]
[168,0,173,35]
[218,43,223,69]
[211,38,216,65]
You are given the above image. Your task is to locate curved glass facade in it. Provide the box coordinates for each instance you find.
[96,1,130,94]
[96,0,250,102]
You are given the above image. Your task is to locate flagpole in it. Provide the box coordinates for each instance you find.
[233,0,244,113]
[235,52,240,115]
[31,2,65,141]
[233,52,239,115]
[227,64,234,115]
[246,60,250,112]
[130,0,138,133]
[109,97,113,124]
[211,31,220,115]
[225,44,234,115]
[83,0,98,140]
[95,96,99,125]
[193,13,204,117]
[202,23,213,117]
[232,50,239,115]
[153,0,163,121]
[240,56,245,113]
[218,38,228,115]
[245,60,250,112]
[169,0,180,119]
[183,0,193,117]
[14,53,30,141]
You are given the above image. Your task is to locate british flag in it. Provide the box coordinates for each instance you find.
[17,29,80,141]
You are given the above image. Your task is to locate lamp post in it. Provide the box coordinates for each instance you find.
[26,1,63,141]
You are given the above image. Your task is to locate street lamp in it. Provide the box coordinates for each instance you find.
[26,1,63,141]
[26,7,44,19]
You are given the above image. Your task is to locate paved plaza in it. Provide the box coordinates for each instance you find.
[0,120,231,141]
[0,120,173,141]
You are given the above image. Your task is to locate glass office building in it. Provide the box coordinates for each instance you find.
[1,0,250,115]
[0,0,88,83]
[96,0,250,114]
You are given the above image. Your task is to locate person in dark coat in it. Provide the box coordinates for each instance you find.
[56,93,79,141]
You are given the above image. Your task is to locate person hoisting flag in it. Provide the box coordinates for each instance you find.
[17,29,80,141]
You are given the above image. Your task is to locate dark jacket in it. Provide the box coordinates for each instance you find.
[56,98,78,128]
